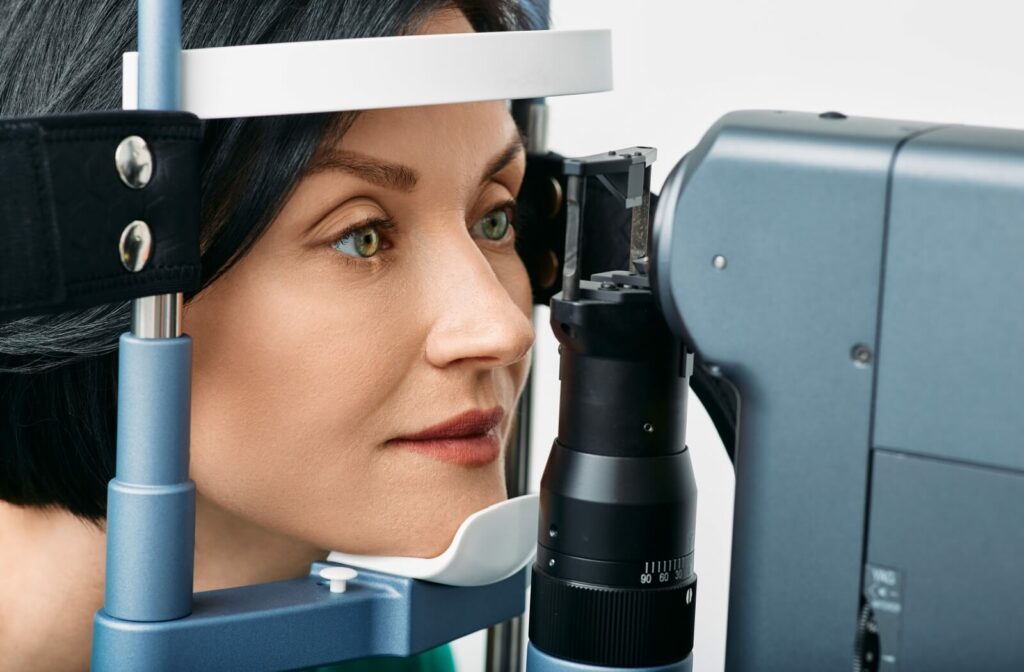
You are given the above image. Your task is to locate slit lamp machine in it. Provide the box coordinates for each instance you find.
[0,1,1021,670]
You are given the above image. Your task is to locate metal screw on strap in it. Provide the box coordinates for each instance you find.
[115,135,153,189]
[119,220,153,272]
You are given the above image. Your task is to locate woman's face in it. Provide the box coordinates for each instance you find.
[182,13,534,558]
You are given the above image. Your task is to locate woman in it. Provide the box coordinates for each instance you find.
[0,1,539,670]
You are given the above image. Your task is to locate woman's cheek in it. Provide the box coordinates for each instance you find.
[489,248,533,316]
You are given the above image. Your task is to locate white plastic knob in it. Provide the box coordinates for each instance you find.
[319,566,358,593]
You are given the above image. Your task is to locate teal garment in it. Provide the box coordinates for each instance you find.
[309,644,455,672]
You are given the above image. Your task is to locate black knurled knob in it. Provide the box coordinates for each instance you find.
[528,566,697,668]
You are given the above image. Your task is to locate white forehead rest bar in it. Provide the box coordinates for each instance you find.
[123,29,612,118]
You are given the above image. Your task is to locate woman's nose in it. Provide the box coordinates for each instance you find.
[423,242,535,370]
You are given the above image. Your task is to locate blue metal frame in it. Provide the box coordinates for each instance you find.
[101,0,196,626]
[103,334,195,621]
[94,565,527,671]
[137,0,182,111]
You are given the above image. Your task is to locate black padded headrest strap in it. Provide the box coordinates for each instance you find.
[0,110,201,320]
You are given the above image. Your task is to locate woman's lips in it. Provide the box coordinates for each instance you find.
[387,407,504,466]
[389,433,501,466]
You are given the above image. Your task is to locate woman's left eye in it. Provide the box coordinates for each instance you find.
[471,205,515,242]
[331,221,386,259]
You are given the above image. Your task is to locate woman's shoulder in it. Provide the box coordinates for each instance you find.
[310,644,455,672]
[0,502,106,672]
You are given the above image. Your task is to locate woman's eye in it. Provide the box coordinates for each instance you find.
[471,205,514,242]
[332,223,382,258]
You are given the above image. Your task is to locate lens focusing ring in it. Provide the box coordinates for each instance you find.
[538,545,694,589]
[529,565,697,668]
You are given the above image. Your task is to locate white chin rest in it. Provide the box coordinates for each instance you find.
[326,494,539,587]
[122,29,611,118]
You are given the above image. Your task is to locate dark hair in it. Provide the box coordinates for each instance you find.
[0,0,536,521]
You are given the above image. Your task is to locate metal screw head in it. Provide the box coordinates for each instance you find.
[119,220,152,272]
[851,343,874,367]
[642,422,655,434]
[712,255,728,270]
[115,135,153,189]
[548,558,556,568]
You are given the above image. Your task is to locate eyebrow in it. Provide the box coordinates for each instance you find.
[306,131,526,193]
[481,133,526,185]
[307,149,419,191]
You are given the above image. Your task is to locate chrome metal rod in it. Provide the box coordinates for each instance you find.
[486,617,525,672]
[506,371,533,498]
[489,5,547,669]
[131,294,184,338]
[561,175,585,302]
[487,372,534,672]
[525,103,549,155]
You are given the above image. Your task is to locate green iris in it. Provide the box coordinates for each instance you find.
[334,225,381,258]
[476,207,511,241]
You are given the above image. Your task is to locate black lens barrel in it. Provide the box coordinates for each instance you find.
[529,280,698,668]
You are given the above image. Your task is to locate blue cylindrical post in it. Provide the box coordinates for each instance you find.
[100,0,195,628]
[103,334,196,621]
[138,0,182,111]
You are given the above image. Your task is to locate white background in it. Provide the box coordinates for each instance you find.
[455,1,1024,670]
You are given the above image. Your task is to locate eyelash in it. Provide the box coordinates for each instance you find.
[329,199,519,263]
[505,200,521,229]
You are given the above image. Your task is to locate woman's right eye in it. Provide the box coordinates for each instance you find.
[331,222,386,259]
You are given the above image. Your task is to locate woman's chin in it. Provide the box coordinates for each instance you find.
[402,490,508,558]
[323,484,507,559]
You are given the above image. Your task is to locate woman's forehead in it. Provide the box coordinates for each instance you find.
[416,6,476,38]
[335,102,524,184]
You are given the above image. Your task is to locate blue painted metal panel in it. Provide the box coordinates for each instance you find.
[874,125,1024,470]
[94,565,527,672]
